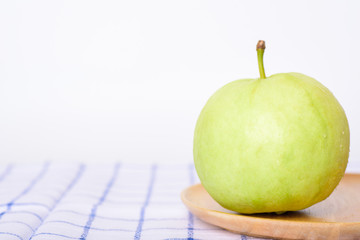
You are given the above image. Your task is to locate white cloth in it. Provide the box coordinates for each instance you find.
[0,161,359,240]
[0,162,264,240]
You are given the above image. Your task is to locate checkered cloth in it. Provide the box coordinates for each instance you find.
[0,162,359,240]
[0,162,265,240]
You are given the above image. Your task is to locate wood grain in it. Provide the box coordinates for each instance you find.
[181,174,360,240]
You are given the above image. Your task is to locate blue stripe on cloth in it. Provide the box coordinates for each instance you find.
[79,163,121,240]
[134,164,157,240]
[31,232,79,239]
[6,210,43,221]
[0,232,23,240]
[30,164,86,239]
[39,220,133,232]
[0,202,51,210]
[52,209,187,222]
[35,219,220,232]
[0,162,50,220]
[241,235,248,240]
[164,239,201,240]
[187,163,195,240]
[0,164,13,182]
[0,221,35,232]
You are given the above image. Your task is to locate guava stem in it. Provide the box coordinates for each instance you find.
[256,40,266,79]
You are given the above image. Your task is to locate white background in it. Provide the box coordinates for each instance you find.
[0,0,359,164]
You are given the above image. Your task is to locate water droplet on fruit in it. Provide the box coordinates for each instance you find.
[323,134,327,138]
[342,131,345,135]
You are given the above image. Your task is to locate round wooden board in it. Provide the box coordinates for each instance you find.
[181,174,360,240]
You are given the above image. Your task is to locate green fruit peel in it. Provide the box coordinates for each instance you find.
[193,40,350,214]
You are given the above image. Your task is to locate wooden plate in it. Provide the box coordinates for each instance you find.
[181,174,360,240]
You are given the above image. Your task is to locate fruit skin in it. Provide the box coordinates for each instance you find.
[193,72,350,214]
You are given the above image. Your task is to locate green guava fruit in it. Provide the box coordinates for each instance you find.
[193,40,350,214]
